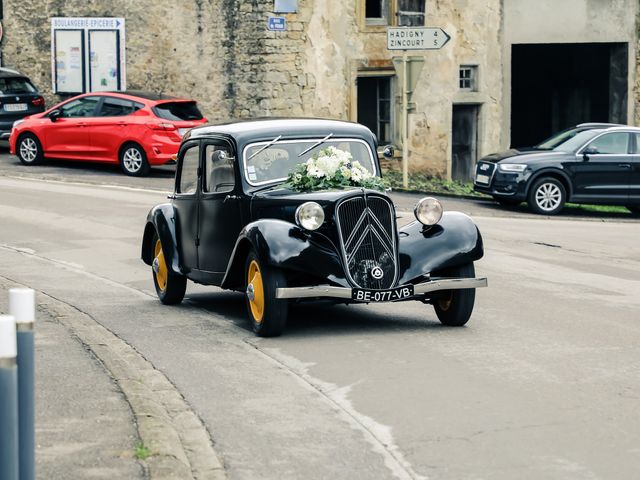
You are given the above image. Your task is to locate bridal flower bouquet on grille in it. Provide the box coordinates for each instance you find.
[285,146,385,192]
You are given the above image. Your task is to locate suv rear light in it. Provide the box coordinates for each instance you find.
[145,122,177,131]
[31,97,45,107]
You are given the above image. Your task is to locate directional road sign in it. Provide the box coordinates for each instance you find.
[387,27,451,50]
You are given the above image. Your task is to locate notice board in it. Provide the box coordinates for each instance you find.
[51,17,125,94]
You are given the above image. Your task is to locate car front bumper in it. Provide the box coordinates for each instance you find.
[275,276,488,301]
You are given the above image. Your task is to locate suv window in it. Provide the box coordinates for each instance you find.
[153,101,203,121]
[0,77,37,94]
[178,145,200,194]
[204,145,234,193]
[98,97,142,117]
[586,133,630,155]
[59,97,100,118]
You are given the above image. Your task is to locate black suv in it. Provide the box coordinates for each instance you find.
[0,68,45,141]
[474,123,640,215]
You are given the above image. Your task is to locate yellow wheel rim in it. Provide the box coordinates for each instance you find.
[154,239,168,292]
[247,260,265,323]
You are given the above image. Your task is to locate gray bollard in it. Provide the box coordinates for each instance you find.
[10,289,35,480]
[0,314,19,480]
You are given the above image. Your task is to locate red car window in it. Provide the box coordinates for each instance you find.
[153,102,203,121]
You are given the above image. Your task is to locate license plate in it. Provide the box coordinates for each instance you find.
[178,128,190,137]
[352,284,414,302]
[4,103,27,112]
[475,173,489,185]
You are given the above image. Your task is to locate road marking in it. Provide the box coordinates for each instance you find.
[245,343,426,480]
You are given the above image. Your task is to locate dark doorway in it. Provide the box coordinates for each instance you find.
[357,76,392,144]
[452,104,479,182]
[511,43,628,148]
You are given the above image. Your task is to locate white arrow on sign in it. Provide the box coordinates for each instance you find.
[387,27,451,51]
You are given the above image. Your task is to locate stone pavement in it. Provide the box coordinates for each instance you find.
[0,277,226,480]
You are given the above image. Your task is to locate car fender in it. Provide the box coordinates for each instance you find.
[397,211,484,284]
[141,203,181,274]
[525,167,573,198]
[221,219,348,290]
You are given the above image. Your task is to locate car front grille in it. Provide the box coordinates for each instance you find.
[335,194,398,289]
[474,161,496,186]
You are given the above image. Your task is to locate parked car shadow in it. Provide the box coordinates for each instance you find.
[475,197,638,221]
[185,290,449,338]
[1,152,175,179]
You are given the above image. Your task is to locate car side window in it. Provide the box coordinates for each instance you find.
[178,146,200,194]
[59,97,100,118]
[98,97,141,117]
[204,145,235,193]
[586,133,630,155]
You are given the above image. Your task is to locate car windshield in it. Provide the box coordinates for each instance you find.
[243,138,377,185]
[549,130,604,152]
[0,77,37,94]
[152,101,203,121]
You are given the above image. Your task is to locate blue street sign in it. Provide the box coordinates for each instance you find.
[268,17,286,31]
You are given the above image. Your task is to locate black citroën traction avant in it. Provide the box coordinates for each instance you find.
[141,118,487,336]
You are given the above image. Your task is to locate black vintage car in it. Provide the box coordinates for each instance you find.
[141,119,487,336]
[474,123,640,215]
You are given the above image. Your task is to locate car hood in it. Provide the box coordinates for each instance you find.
[480,149,569,164]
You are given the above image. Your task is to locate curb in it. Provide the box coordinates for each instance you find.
[1,277,226,480]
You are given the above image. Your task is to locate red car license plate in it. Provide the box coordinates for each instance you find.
[352,285,414,302]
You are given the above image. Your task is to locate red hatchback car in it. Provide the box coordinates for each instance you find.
[9,91,207,176]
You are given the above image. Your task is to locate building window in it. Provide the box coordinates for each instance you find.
[358,76,392,144]
[396,0,425,26]
[459,65,477,91]
[366,0,389,25]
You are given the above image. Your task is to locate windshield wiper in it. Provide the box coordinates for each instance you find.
[298,133,333,157]
[248,135,282,160]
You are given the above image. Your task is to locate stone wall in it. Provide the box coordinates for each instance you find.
[1,0,638,178]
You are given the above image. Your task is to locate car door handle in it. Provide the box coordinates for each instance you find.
[78,122,87,127]
[618,163,631,169]
[224,194,240,203]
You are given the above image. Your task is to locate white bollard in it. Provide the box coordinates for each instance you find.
[0,314,19,480]
[9,288,36,480]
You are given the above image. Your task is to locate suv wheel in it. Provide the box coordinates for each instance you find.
[527,177,566,215]
[17,133,44,165]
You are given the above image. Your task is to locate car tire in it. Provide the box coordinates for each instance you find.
[433,263,476,327]
[17,133,44,165]
[527,177,566,215]
[245,250,288,337]
[626,205,640,215]
[494,197,521,207]
[120,143,150,177]
[151,232,187,305]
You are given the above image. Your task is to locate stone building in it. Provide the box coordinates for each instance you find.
[1,0,638,180]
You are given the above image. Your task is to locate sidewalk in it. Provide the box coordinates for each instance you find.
[0,287,145,480]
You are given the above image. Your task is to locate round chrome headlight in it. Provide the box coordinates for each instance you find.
[414,197,443,226]
[295,202,325,231]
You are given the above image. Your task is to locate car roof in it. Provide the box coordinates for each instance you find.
[189,118,377,145]
[106,90,180,101]
[0,67,30,79]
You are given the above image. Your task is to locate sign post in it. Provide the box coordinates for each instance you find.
[387,27,451,187]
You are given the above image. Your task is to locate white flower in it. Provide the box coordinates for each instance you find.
[307,166,324,178]
[351,168,362,182]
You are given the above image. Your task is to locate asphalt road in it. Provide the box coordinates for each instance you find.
[1,153,640,479]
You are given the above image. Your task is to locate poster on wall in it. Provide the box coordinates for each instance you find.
[51,17,125,94]
[54,29,84,93]
[89,30,119,91]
